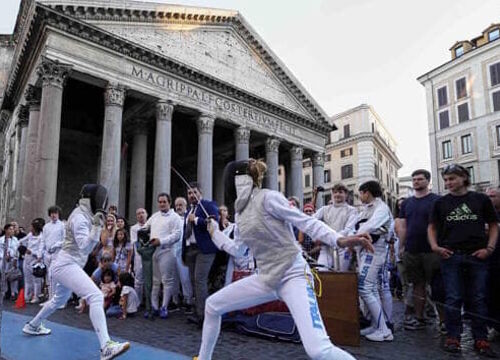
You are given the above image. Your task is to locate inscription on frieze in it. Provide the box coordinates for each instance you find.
[130,65,298,137]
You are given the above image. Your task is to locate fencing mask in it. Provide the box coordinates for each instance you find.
[223,160,251,207]
[80,184,108,214]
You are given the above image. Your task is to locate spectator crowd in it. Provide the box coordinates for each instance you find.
[1,164,499,357]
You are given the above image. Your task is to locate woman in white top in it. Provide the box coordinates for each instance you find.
[195,159,373,360]
[19,218,45,304]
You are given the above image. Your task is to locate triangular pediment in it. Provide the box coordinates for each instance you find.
[94,22,312,118]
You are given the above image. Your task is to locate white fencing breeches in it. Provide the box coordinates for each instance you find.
[29,259,110,349]
[133,251,144,305]
[44,252,59,300]
[174,253,192,304]
[152,249,176,309]
[198,256,356,360]
[358,248,389,332]
[23,255,42,301]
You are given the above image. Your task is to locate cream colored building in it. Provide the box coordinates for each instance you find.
[418,24,500,193]
[303,104,402,210]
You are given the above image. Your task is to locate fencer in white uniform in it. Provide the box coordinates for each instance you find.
[145,193,183,318]
[129,208,148,305]
[195,159,374,360]
[23,184,130,360]
[42,206,65,301]
[18,218,45,304]
[355,181,394,342]
[314,184,358,271]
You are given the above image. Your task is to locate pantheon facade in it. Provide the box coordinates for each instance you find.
[0,0,332,225]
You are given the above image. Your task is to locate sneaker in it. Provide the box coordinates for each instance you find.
[30,297,40,304]
[474,340,497,358]
[444,337,461,353]
[143,311,151,319]
[438,321,447,335]
[23,322,51,336]
[168,302,180,313]
[160,306,168,319]
[404,317,426,330]
[151,308,160,317]
[100,340,130,360]
[360,326,376,336]
[366,329,393,342]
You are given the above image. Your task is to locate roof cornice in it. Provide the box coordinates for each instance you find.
[327,132,402,168]
[3,3,332,134]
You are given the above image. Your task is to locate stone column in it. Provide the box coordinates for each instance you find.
[290,146,304,207]
[234,126,250,161]
[99,83,125,209]
[152,100,174,208]
[35,58,71,218]
[20,85,41,225]
[14,106,29,219]
[265,138,280,191]
[128,119,148,218]
[197,113,215,199]
[119,143,128,216]
[312,152,325,208]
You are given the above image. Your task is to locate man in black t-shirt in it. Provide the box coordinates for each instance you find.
[428,164,498,357]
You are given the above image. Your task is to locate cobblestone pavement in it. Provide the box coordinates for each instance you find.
[3,299,499,360]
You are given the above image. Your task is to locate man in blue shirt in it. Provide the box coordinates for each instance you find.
[398,169,440,330]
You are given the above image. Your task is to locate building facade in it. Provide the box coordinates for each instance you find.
[418,23,500,193]
[0,0,333,225]
[303,104,402,210]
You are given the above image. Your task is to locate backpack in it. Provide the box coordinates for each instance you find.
[223,312,301,343]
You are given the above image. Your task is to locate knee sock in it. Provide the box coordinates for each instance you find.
[88,294,111,349]
[198,304,221,360]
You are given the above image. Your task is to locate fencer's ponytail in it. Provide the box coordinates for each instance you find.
[248,158,267,188]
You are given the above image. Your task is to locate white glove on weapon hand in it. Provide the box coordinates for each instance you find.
[92,212,106,227]
[90,212,106,242]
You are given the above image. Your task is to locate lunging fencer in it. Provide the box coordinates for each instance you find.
[22,184,130,360]
[195,159,374,360]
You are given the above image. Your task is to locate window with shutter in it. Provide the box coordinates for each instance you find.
[458,103,469,123]
[341,164,353,180]
[461,134,472,154]
[493,91,500,112]
[439,111,449,129]
[456,78,467,99]
[490,62,500,86]
[442,140,452,159]
[437,86,448,107]
[343,124,350,138]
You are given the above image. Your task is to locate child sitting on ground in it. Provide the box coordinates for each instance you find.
[100,268,117,310]
[106,272,140,319]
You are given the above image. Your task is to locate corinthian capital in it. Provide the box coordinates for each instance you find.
[235,127,250,144]
[290,146,303,161]
[312,152,325,167]
[25,85,41,109]
[156,100,174,121]
[16,105,29,127]
[265,137,280,153]
[197,113,215,135]
[104,83,126,107]
[37,57,72,89]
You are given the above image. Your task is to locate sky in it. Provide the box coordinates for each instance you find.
[1,0,500,176]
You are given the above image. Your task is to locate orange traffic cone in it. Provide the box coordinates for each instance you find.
[15,288,26,309]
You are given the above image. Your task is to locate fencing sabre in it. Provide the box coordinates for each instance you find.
[171,166,213,220]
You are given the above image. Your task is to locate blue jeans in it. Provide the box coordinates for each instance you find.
[441,253,489,340]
